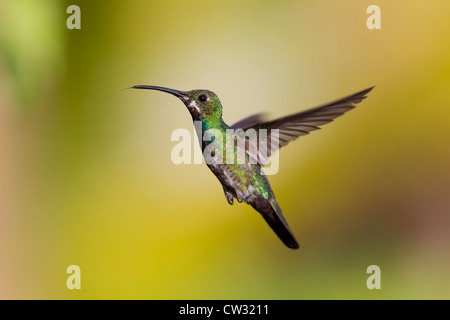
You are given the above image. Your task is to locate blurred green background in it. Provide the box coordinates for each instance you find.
[1,0,449,299]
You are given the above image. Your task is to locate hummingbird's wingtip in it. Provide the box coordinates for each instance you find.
[365,85,376,94]
[353,86,375,100]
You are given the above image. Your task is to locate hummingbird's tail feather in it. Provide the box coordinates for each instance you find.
[250,196,299,249]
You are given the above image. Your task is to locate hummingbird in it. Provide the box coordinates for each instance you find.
[128,85,374,249]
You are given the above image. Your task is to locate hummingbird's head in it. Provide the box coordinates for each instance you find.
[129,85,222,121]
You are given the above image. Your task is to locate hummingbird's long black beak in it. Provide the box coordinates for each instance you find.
[128,85,187,99]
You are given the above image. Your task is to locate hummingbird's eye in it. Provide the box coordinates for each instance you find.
[198,94,208,103]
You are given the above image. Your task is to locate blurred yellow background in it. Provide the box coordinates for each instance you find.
[1,0,449,299]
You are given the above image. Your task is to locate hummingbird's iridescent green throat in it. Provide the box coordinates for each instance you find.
[129,85,375,249]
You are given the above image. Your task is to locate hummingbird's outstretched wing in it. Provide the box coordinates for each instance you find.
[230,113,268,131]
[232,87,374,166]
